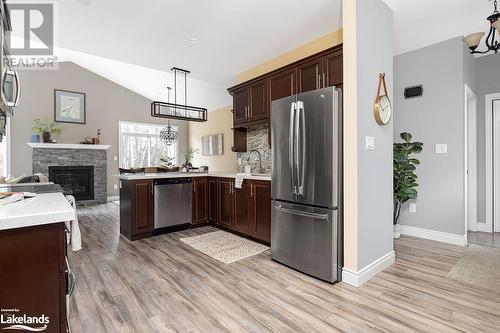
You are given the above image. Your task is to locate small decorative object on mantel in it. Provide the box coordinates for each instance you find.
[80,137,93,144]
[373,73,392,126]
[151,68,207,122]
[54,89,86,124]
[464,0,500,55]
[32,117,63,143]
[393,132,423,239]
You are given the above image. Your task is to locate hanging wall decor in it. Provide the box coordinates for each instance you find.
[373,73,392,126]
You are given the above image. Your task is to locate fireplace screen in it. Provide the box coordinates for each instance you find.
[48,166,94,201]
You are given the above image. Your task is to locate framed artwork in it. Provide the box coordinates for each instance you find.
[201,134,224,156]
[54,89,86,124]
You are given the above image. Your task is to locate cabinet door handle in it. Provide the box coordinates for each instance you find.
[323,73,326,87]
[250,184,254,197]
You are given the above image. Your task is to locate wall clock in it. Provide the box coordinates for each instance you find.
[373,73,392,125]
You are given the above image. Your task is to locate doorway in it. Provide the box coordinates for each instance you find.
[465,85,477,235]
[486,92,500,233]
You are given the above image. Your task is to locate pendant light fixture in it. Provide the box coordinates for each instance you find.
[151,67,207,122]
[159,87,178,146]
[465,0,500,54]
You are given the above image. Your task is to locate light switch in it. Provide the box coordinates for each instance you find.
[365,136,376,150]
[435,144,447,154]
[113,156,118,161]
[409,203,417,213]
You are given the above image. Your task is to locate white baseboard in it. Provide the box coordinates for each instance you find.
[342,251,395,287]
[400,225,466,246]
[107,196,119,202]
[476,221,492,233]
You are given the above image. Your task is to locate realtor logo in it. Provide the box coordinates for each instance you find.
[6,3,54,55]
[0,309,49,332]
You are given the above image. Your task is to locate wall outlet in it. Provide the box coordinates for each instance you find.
[113,156,118,161]
[409,203,417,213]
[365,136,376,150]
[114,184,118,190]
[435,144,447,154]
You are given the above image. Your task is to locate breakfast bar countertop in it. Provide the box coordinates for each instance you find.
[0,192,75,231]
[118,172,271,182]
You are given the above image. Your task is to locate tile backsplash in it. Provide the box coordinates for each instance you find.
[237,125,271,174]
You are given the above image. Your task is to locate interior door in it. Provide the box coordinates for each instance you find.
[296,87,339,209]
[271,94,298,203]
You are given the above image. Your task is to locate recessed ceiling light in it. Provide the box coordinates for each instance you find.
[188,38,199,44]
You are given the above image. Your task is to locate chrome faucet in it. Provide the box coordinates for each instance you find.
[249,150,264,174]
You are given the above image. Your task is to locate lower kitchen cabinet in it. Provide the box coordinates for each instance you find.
[233,181,253,234]
[208,177,218,223]
[192,177,208,224]
[217,178,234,227]
[120,179,154,240]
[251,181,272,243]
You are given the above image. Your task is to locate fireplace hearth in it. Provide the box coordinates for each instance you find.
[49,166,95,201]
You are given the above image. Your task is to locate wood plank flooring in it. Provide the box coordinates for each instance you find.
[68,203,500,333]
[468,231,500,249]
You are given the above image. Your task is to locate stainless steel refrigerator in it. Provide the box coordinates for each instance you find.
[271,86,343,283]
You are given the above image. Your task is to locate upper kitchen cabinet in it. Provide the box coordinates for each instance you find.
[232,80,268,126]
[268,67,296,102]
[323,48,343,89]
[297,57,322,93]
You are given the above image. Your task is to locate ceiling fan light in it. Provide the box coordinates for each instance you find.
[464,32,485,48]
[493,19,500,32]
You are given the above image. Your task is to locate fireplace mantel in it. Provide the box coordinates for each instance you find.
[27,143,111,150]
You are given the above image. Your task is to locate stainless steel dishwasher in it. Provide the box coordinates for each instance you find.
[153,178,192,234]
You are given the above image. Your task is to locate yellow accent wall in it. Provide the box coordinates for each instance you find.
[189,106,237,172]
[236,29,343,84]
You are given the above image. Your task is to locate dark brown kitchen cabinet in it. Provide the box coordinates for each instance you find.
[192,177,208,224]
[233,181,253,234]
[251,181,272,243]
[217,178,234,227]
[208,178,218,223]
[233,87,250,125]
[233,81,268,126]
[297,57,322,93]
[120,179,154,240]
[0,223,68,332]
[323,48,343,89]
[268,67,297,102]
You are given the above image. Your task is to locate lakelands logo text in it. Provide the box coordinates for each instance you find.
[0,311,49,332]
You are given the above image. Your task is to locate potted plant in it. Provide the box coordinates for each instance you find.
[181,146,198,170]
[393,132,423,238]
[32,117,63,143]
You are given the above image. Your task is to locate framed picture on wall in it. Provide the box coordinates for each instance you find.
[54,89,86,124]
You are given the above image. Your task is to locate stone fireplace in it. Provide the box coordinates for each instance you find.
[29,143,110,204]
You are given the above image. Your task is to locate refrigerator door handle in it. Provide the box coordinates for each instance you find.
[295,101,301,196]
[273,205,329,220]
[297,101,306,196]
[289,102,297,194]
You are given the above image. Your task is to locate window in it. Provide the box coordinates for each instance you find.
[119,121,177,168]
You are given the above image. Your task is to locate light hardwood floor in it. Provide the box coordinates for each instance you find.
[468,231,500,249]
[68,203,500,333]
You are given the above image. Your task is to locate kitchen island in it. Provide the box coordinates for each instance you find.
[119,173,271,244]
[0,192,75,333]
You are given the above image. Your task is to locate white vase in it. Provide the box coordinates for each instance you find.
[393,224,402,239]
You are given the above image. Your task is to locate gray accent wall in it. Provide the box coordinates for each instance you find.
[355,0,394,269]
[393,37,473,236]
[11,62,189,197]
[475,53,500,223]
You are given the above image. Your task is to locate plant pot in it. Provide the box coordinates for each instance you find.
[393,224,402,239]
[42,132,51,143]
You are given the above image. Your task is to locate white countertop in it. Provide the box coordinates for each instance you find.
[27,142,111,150]
[119,172,271,181]
[0,192,75,231]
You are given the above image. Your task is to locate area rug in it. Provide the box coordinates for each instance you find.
[180,231,269,264]
[446,244,500,292]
